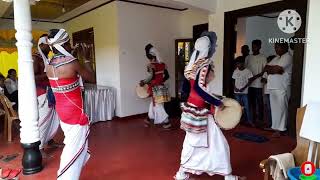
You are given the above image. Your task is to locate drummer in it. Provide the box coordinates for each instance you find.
[174,31,245,180]
[139,44,172,129]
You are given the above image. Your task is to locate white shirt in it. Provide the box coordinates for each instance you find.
[267,52,293,90]
[245,54,267,88]
[232,68,253,94]
[289,49,294,57]
[4,78,18,94]
[262,72,269,94]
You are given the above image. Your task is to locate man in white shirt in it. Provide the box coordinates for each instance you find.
[5,69,18,94]
[265,43,292,137]
[261,55,275,128]
[245,40,267,125]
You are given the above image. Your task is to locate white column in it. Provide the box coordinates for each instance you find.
[301,0,320,105]
[2,0,42,174]
[14,0,40,144]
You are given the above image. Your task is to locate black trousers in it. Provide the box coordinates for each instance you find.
[248,87,264,122]
[8,90,18,110]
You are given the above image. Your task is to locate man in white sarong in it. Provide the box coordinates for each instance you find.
[264,42,292,138]
[46,29,95,180]
[174,32,245,180]
[33,34,61,157]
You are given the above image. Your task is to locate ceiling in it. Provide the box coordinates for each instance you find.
[2,0,90,20]
[0,0,213,23]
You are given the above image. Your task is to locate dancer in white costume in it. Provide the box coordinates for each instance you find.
[140,44,172,129]
[174,32,245,180]
[46,29,95,180]
[33,34,61,156]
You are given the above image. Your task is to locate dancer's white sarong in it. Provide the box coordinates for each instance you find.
[148,101,169,124]
[57,121,90,180]
[180,115,232,176]
[38,93,60,149]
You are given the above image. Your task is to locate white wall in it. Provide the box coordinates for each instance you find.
[301,0,320,105]
[116,2,209,117]
[236,16,293,57]
[117,1,181,117]
[235,17,246,57]
[0,19,63,30]
[244,16,293,57]
[62,1,210,117]
[178,9,209,38]
[63,2,122,115]
[208,0,282,94]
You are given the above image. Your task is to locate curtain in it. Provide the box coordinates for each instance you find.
[0,30,47,76]
[0,51,18,77]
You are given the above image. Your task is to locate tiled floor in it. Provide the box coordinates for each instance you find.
[0,116,295,180]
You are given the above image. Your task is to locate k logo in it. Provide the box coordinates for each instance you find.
[277,9,302,34]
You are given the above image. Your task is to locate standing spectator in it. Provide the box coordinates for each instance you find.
[234,45,250,69]
[261,55,276,128]
[264,43,292,137]
[245,40,267,126]
[232,61,254,127]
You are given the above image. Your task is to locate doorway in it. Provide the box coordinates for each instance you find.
[72,27,96,82]
[175,23,209,99]
[223,0,308,136]
[175,39,193,99]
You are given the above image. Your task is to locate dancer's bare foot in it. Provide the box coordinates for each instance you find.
[144,118,152,127]
[48,139,64,148]
[174,171,189,180]
[41,150,54,159]
[162,122,172,129]
[225,175,246,180]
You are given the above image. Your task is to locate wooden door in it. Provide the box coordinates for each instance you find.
[72,27,96,81]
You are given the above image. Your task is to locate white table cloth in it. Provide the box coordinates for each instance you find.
[83,84,116,123]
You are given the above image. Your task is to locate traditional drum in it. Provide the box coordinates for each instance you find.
[215,98,242,130]
[136,84,150,98]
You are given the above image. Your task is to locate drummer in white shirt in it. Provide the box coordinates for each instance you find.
[245,40,267,126]
[264,43,292,137]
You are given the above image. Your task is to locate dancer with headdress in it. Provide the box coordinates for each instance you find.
[140,44,172,129]
[33,34,62,157]
[174,32,245,180]
[46,29,96,180]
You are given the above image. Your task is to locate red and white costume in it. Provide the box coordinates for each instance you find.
[175,33,240,180]
[35,37,60,150]
[48,29,90,180]
[143,47,170,125]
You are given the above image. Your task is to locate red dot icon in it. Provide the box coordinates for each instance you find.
[301,161,316,176]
